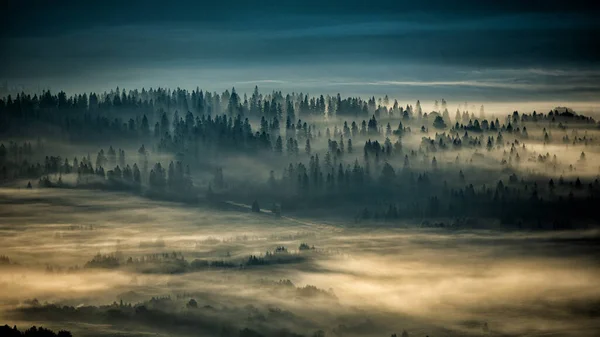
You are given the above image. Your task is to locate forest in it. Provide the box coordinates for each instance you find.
[1,87,598,228]
[1,86,599,337]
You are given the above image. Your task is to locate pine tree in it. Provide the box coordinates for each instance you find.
[275,136,283,154]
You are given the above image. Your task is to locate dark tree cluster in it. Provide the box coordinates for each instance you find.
[82,247,310,274]
[0,325,72,337]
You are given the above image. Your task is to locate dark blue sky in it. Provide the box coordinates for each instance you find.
[1,0,599,107]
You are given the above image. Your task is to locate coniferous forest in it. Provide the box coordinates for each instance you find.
[2,1,600,337]
[1,87,600,337]
[1,88,598,228]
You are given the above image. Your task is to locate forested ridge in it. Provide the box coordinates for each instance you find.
[1,87,599,229]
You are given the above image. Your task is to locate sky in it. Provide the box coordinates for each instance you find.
[1,0,599,109]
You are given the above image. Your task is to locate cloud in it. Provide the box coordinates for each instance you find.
[0,2,598,102]
[235,80,288,85]
[328,79,600,91]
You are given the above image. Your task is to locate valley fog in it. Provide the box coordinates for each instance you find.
[2,77,600,337]
[1,188,598,337]
[2,0,600,334]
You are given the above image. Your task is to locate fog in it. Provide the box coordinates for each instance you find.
[0,186,599,336]
[1,1,599,335]
[1,80,600,336]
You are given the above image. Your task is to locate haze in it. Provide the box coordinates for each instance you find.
[1,1,600,337]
